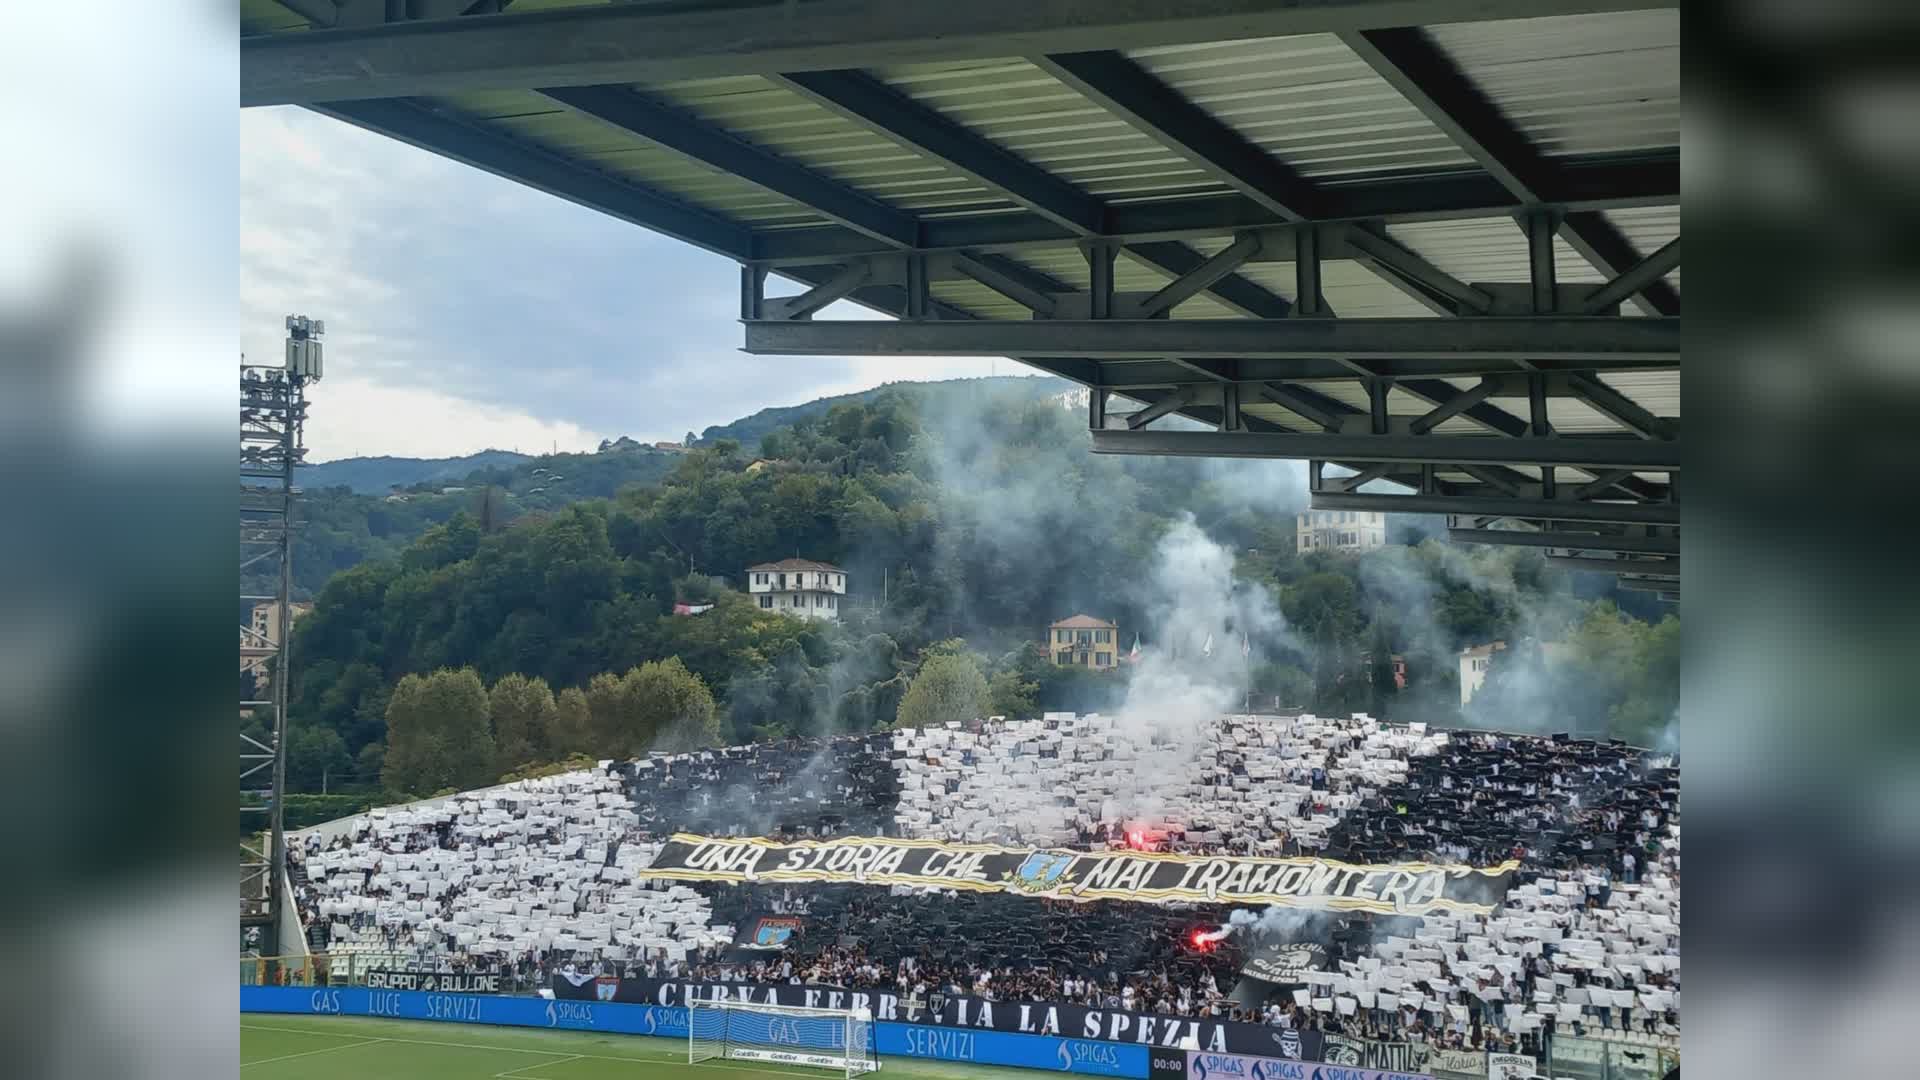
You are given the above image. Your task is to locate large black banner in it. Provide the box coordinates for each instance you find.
[551,976,1327,1058]
[645,835,1516,917]
[365,969,501,994]
[1321,1035,1423,1072]
[1238,941,1330,985]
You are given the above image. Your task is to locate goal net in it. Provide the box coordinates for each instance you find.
[688,999,879,1075]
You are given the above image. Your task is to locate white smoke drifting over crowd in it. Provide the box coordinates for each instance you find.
[1095,516,1298,825]
[1203,904,1335,945]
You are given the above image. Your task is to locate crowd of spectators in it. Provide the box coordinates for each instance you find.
[286,712,1678,1054]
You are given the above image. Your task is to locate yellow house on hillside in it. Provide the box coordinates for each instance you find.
[1048,615,1120,670]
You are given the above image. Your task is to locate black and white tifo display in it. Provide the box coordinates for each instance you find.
[297,712,1681,1055]
[689,999,878,1077]
[644,833,1517,916]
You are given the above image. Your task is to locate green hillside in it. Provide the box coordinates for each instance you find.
[269,384,1676,799]
[303,449,532,494]
[262,378,1069,600]
[696,375,1069,449]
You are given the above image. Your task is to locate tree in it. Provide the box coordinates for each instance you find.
[1367,623,1399,716]
[987,667,1038,720]
[584,670,645,756]
[550,686,594,756]
[489,673,557,773]
[382,668,495,797]
[586,659,719,757]
[895,652,990,729]
[286,722,350,792]
[633,657,720,754]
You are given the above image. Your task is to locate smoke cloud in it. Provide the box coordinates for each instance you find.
[1213,904,1336,944]
[1094,516,1298,825]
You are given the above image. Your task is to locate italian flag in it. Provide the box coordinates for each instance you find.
[1128,634,1142,662]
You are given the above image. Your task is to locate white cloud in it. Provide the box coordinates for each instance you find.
[304,377,605,461]
[240,108,1059,459]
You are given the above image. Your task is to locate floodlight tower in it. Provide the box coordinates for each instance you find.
[240,315,323,953]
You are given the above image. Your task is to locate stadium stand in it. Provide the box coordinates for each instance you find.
[294,712,1678,1055]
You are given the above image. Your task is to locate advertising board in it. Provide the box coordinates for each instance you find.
[241,987,1148,1077]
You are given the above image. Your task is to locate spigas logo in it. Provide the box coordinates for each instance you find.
[545,1001,596,1029]
[1061,1041,1121,1071]
[1007,852,1076,893]
[1192,1053,1248,1080]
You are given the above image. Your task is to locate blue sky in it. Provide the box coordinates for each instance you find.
[240,107,1026,460]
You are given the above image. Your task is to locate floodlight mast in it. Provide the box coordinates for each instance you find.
[241,315,322,968]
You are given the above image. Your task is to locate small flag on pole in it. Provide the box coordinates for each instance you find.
[1128,633,1142,663]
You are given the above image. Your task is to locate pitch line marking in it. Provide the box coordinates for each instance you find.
[240,1022,855,1079]
[494,1053,584,1078]
[241,1037,385,1066]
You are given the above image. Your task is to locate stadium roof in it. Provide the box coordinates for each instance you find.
[240,0,1679,581]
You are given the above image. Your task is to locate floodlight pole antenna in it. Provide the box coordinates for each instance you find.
[241,315,323,964]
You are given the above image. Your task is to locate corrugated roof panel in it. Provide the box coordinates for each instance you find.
[1427,10,1679,159]
[874,59,1226,202]
[647,76,1022,216]
[247,0,606,32]
[1174,237,1430,318]
[1321,259,1435,318]
[1592,371,1680,419]
[1126,36,1480,179]
[440,91,826,227]
[929,278,1026,321]
[1604,205,1682,291]
[1544,397,1631,435]
[1386,218,1606,290]
[241,0,306,32]
[991,247,1238,319]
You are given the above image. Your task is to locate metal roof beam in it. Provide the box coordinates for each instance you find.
[243,0,1678,106]
[1034,51,1320,221]
[1578,236,1681,315]
[1124,241,1291,319]
[744,316,1680,361]
[1256,383,1359,432]
[775,71,1287,320]
[1395,377,1527,437]
[1087,356,1665,382]
[311,97,752,260]
[537,85,919,248]
[1090,429,1681,470]
[751,154,1679,263]
[773,69,1107,236]
[1546,555,1680,577]
[1343,225,1494,314]
[1449,528,1679,556]
[1313,491,1679,526]
[1341,26,1681,316]
[1124,387,1197,430]
[1560,212,1682,316]
[950,253,1065,316]
[1566,373,1677,441]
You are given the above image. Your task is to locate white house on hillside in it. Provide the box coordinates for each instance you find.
[1297,510,1388,553]
[745,558,846,620]
[1459,641,1508,706]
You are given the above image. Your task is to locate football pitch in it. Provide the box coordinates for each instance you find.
[241,1016,1045,1080]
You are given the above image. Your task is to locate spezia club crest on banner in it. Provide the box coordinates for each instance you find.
[1011,852,1077,893]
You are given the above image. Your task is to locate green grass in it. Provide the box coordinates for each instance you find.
[240,1016,1041,1080]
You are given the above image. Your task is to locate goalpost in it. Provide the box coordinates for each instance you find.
[688,999,879,1076]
